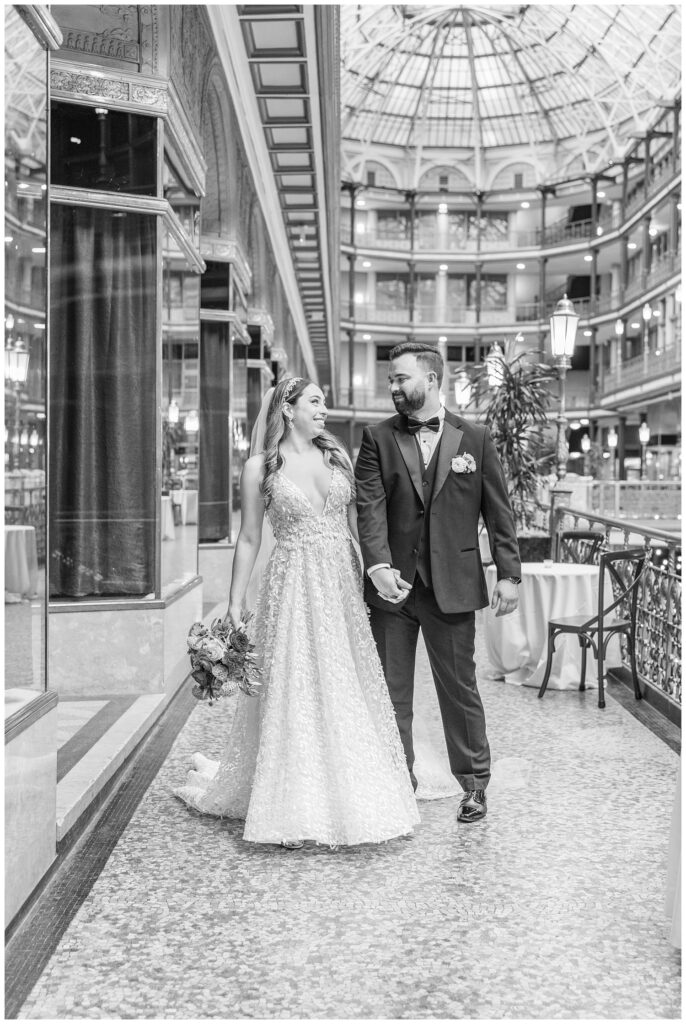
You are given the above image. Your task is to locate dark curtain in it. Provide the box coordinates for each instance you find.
[199,321,231,542]
[49,206,157,597]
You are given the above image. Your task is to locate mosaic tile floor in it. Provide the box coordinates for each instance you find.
[15,627,681,1019]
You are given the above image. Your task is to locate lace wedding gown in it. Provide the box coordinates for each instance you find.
[174,466,420,846]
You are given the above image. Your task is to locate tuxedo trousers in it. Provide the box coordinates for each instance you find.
[369,576,491,792]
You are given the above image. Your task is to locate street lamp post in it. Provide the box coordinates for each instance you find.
[549,294,579,482]
[607,426,618,480]
[639,419,650,480]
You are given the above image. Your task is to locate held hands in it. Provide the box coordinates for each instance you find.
[369,566,412,605]
[491,579,519,617]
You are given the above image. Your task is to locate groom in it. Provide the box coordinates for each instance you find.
[355,342,521,823]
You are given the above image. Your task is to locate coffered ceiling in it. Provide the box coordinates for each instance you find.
[209,5,340,393]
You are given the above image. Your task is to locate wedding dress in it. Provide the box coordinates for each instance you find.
[174,466,420,846]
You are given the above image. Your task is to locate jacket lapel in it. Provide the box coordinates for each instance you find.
[392,419,425,504]
[434,415,464,499]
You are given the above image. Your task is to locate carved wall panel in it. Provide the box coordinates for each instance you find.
[169,5,212,130]
[201,77,229,237]
[51,4,158,73]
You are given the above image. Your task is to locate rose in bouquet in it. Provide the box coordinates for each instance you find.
[186,615,262,705]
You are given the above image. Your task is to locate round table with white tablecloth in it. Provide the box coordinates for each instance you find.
[170,489,198,526]
[479,561,620,690]
[161,495,176,541]
[5,525,39,599]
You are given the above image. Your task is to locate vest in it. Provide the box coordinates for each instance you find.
[416,433,442,588]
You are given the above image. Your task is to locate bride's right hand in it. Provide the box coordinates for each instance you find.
[226,604,244,630]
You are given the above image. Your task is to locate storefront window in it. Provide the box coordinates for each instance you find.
[49,206,157,598]
[5,7,48,689]
[51,101,157,195]
[161,252,200,590]
[199,320,232,543]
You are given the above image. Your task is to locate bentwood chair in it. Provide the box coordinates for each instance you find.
[558,529,605,565]
[538,547,647,709]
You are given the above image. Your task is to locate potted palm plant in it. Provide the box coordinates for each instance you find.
[468,339,558,561]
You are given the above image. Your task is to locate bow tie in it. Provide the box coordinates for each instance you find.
[406,416,441,435]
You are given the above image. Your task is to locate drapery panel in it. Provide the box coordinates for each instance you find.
[49,206,157,597]
[199,321,231,543]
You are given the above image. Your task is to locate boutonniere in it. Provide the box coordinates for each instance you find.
[451,453,476,474]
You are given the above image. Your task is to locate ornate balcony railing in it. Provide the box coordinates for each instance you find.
[603,343,681,393]
[537,217,593,247]
[551,505,681,706]
[625,160,680,219]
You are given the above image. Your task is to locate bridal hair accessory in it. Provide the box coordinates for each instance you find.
[186,617,262,705]
[451,453,476,474]
[283,376,302,400]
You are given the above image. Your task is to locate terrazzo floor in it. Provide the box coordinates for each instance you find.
[13,626,682,1020]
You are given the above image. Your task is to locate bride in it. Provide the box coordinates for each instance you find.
[175,376,421,847]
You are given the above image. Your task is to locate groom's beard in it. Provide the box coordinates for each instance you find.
[392,386,426,415]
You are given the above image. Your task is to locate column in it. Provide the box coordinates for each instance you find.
[617,415,627,481]
[436,266,447,322]
[642,216,652,286]
[673,101,680,172]
[621,159,629,221]
[476,191,486,256]
[644,136,651,202]
[597,339,605,395]
[588,326,597,399]
[538,187,548,245]
[669,193,680,272]
[590,248,598,314]
[437,336,448,404]
[366,340,377,406]
[407,191,416,325]
[474,262,482,324]
[620,236,628,302]
[538,255,547,320]
[590,177,598,237]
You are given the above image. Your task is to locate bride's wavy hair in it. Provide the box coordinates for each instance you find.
[261,377,354,508]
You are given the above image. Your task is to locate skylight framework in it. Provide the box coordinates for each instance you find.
[341,4,681,177]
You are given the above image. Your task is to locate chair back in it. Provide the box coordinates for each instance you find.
[598,547,647,626]
[575,547,647,631]
[559,530,605,565]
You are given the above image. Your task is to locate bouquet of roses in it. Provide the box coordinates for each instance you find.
[186,615,262,705]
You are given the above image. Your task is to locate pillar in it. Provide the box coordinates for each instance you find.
[617,415,627,481]
[435,266,447,322]
[642,215,652,286]
[538,255,547,320]
[620,236,628,301]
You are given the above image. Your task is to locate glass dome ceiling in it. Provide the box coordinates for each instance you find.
[341,4,681,168]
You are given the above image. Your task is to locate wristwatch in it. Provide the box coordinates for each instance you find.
[501,576,521,585]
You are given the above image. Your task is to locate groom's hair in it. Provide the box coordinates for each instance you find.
[389,342,444,385]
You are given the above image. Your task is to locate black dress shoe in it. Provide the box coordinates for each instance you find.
[456,789,487,823]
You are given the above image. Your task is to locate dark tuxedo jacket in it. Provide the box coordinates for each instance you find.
[355,410,521,615]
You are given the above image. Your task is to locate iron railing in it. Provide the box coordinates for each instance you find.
[550,504,681,707]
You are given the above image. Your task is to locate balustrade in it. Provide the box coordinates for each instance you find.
[551,505,681,706]
[604,344,681,392]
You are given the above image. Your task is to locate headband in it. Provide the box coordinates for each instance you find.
[283,377,302,400]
